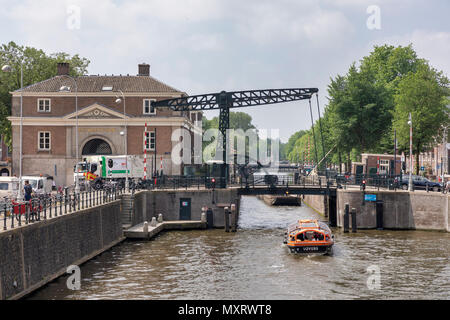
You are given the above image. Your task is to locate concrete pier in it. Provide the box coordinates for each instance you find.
[124,221,207,240]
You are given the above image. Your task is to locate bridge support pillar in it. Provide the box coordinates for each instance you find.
[231,204,237,232]
[323,195,329,219]
[224,207,230,232]
[343,203,350,233]
[351,208,357,233]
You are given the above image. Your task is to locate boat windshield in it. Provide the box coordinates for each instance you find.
[319,222,331,233]
[300,222,317,228]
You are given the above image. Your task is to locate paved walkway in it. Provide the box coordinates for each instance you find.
[0,190,117,233]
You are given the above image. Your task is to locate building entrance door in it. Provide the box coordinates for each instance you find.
[82,139,112,156]
[179,198,191,220]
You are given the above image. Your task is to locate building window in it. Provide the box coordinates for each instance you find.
[379,159,389,174]
[37,99,51,112]
[38,132,51,151]
[143,99,156,115]
[144,131,155,151]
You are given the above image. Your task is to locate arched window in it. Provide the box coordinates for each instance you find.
[82,139,112,155]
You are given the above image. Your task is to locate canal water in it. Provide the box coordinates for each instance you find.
[28,196,450,300]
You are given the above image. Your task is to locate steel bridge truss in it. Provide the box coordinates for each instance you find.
[154,88,319,188]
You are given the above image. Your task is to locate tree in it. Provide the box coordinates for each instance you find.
[0,41,90,145]
[283,130,307,160]
[322,44,427,168]
[393,63,449,174]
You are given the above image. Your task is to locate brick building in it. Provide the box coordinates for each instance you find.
[351,153,402,176]
[7,63,202,187]
[0,135,11,176]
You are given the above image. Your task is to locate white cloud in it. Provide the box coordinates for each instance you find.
[231,2,355,47]
[0,0,448,141]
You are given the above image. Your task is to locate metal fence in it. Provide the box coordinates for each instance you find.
[1,185,124,232]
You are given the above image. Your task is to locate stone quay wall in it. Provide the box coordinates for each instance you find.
[0,200,123,300]
[336,190,449,232]
[133,189,240,228]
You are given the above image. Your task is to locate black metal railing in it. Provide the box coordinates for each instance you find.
[1,185,124,232]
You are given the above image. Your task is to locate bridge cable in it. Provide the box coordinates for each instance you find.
[316,94,327,170]
[308,98,319,170]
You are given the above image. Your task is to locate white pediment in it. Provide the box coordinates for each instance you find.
[64,103,129,120]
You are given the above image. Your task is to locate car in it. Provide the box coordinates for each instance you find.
[399,175,443,192]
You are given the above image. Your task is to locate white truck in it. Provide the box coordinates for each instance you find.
[74,155,145,189]
[21,175,54,195]
[0,176,20,199]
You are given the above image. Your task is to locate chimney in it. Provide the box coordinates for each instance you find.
[57,62,70,76]
[138,63,150,76]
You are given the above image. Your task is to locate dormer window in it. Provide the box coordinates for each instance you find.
[102,86,113,91]
[37,99,51,112]
[143,99,156,115]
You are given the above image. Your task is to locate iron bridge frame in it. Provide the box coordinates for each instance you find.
[154,88,319,188]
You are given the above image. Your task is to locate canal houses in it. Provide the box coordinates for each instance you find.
[7,63,202,187]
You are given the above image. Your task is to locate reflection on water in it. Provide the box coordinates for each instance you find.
[28,196,450,300]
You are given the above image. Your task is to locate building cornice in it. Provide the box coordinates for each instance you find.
[7,116,196,128]
[10,92,185,98]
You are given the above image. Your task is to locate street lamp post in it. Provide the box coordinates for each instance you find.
[59,76,79,193]
[2,62,24,201]
[408,113,413,192]
[115,90,128,192]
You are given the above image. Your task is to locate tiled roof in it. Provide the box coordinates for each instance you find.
[15,75,184,93]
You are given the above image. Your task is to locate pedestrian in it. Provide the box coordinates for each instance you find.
[24,180,32,201]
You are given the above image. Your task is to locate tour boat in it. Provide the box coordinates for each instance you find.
[283,219,334,255]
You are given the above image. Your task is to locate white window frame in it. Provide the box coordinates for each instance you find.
[38,131,51,151]
[143,131,156,151]
[37,99,51,112]
[379,160,389,174]
[143,99,156,115]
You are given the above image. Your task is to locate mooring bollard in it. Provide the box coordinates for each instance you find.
[343,203,350,233]
[201,211,207,223]
[351,207,357,233]
[206,208,214,229]
[157,213,163,223]
[231,204,237,232]
[201,206,207,224]
[224,207,230,232]
[150,217,157,227]
[143,221,149,233]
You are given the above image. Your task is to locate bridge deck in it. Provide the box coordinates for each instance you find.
[232,186,336,196]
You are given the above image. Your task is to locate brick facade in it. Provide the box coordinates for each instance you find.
[8,63,201,186]
[0,135,11,176]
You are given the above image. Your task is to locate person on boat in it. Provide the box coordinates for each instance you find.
[297,233,304,241]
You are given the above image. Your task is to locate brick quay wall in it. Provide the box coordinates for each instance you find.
[302,190,449,232]
[0,200,123,300]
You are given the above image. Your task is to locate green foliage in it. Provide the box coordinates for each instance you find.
[393,63,449,173]
[283,130,307,159]
[0,41,90,145]
[284,44,448,170]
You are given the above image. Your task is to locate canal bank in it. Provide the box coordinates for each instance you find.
[0,200,123,300]
[0,188,240,300]
[304,190,450,232]
[25,196,450,300]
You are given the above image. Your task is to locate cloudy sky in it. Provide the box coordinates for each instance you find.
[0,0,449,141]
